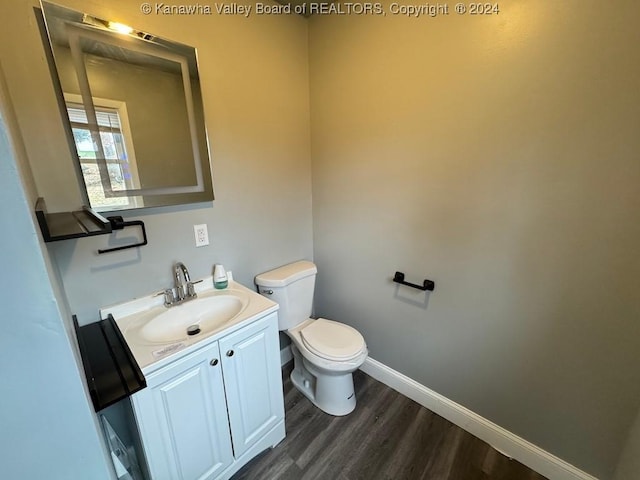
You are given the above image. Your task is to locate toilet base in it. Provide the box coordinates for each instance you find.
[290,345,357,416]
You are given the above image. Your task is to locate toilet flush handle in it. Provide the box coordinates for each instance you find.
[261,289,273,295]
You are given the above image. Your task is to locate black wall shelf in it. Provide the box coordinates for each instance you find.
[35,197,147,253]
[74,314,146,412]
[35,197,111,242]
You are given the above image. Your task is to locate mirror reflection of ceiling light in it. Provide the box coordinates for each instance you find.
[107,22,134,35]
[81,14,154,41]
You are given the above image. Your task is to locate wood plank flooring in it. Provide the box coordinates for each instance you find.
[232,364,548,480]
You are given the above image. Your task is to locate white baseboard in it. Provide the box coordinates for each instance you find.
[280,345,292,367]
[360,357,597,480]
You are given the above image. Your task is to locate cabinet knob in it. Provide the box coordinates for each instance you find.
[226,350,234,357]
[210,358,218,366]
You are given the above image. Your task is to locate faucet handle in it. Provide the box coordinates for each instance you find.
[154,288,176,307]
[186,279,203,298]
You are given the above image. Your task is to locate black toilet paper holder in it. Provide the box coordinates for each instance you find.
[98,216,148,254]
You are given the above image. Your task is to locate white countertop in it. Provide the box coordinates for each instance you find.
[101,278,278,374]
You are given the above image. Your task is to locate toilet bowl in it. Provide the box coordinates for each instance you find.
[255,261,368,416]
[288,318,367,415]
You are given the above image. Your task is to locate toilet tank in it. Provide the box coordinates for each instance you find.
[255,261,317,331]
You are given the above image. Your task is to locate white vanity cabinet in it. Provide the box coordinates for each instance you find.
[130,312,285,480]
[131,340,233,480]
[219,318,285,459]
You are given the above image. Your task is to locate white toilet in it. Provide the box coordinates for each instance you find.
[255,261,368,416]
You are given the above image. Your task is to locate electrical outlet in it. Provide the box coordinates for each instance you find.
[194,224,209,247]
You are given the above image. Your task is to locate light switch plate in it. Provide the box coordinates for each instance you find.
[194,224,209,247]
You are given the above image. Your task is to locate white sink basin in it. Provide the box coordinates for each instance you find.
[103,279,279,371]
[121,288,252,345]
[139,294,246,343]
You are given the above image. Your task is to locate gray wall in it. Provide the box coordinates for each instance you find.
[309,2,640,479]
[1,0,313,324]
[615,407,640,480]
[0,62,113,480]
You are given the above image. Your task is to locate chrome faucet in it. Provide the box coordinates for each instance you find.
[157,262,200,307]
[174,262,192,302]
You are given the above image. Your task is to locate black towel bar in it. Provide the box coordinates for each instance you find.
[393,271,435,291]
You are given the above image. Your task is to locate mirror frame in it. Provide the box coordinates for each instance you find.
[40,1,214,211]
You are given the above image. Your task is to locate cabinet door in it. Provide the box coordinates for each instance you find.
[220,313,285,458]
[131,342,233,480]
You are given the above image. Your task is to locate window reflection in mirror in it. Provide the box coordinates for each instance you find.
[66,95,142,209]
[40,1,214,212]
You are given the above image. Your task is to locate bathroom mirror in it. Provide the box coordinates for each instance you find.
[40,1,213,212]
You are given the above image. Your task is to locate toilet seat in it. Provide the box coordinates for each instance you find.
[299,318,366,361]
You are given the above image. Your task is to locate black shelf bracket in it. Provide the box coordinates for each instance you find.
[98,217,148,254]
[393,271,435,292]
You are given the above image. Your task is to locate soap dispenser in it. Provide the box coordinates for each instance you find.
[213,264,228,289]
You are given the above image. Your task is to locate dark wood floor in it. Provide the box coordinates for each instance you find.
[232,365,547,480]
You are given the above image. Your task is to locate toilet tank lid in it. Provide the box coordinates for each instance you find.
[255,260,317,288]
